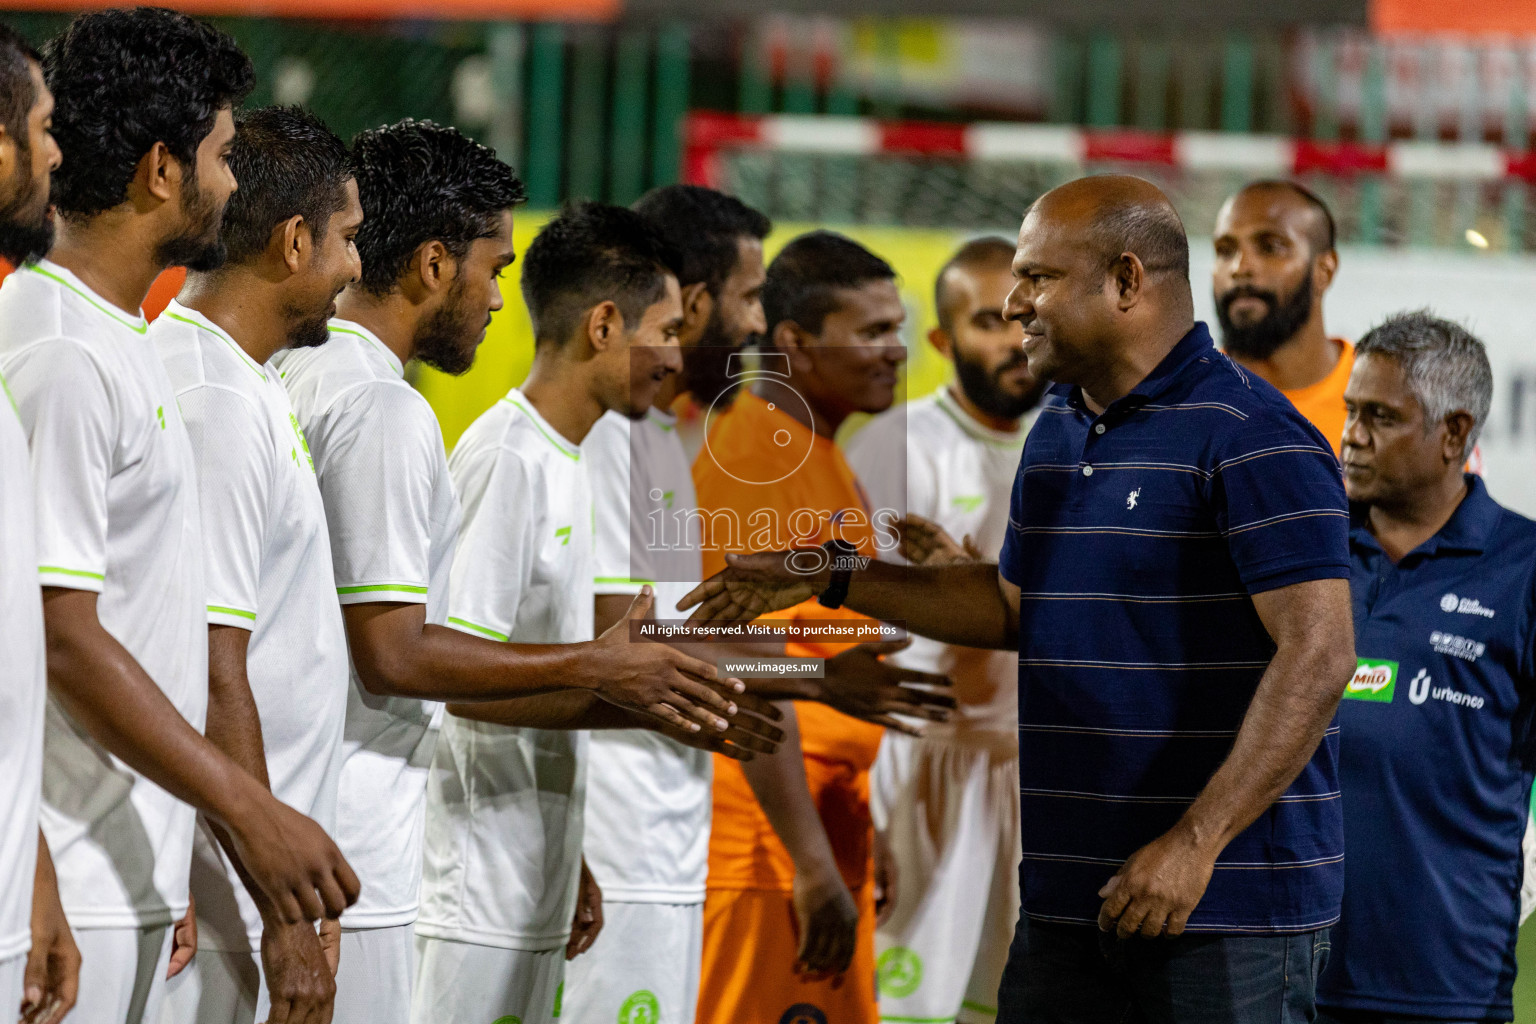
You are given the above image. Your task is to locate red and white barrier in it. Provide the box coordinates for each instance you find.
[682,111,1536,188]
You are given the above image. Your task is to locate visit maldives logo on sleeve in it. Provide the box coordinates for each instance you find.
[1345,658,1399,702]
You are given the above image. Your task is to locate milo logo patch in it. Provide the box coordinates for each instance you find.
[1344,658,1398,702]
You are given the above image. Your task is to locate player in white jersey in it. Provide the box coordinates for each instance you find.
[0,26,76,1024]
[154,107,365,1024]
[414,201,783,1024]
[280,127,755,1024]
[1,14,359,1023]
[844,237,1045,1024]
[564,187,955,1024]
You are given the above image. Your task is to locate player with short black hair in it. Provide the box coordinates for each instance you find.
[413,200,781,1024]
[692,228,910,1024]
[632,184,772,412]
[0,12,364,1024]
[1213,180,1350,452]
[153,105,364,1024]
[276,131,751,1024]
[0,20,76,1024]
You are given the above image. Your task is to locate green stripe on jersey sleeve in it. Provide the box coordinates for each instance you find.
[207,604,257,620]
[337,583,429,595]
[39,565,105,581]
[447,616,509,641]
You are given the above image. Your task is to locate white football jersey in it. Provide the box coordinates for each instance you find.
[275,318,459,928]
[580,409,712,904]
[845,388,1032,744]
[0,260,206,929]
[155,302,350,950]
[417,388,594,950]
[0,372,45,960]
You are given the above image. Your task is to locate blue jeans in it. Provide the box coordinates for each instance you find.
[996,919,1331,1024]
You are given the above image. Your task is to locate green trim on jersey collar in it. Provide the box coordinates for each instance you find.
[162,309,267,381]
[934,388,1027,450]
[0,368,18,416]
[501,395,580,461]
[329,324,404,378]
[24,264,149,334]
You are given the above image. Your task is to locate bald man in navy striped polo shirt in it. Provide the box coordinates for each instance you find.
[681,175,1357,1022]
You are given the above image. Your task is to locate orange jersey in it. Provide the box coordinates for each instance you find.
[693,390,885,891]
[1281,338,1354,457]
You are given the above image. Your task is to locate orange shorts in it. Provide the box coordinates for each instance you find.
[694,880,878,1024]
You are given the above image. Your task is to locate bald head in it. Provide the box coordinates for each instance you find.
[1222,180,1335,257]
[1004,175,1198,401]
[1028,175,1190,281]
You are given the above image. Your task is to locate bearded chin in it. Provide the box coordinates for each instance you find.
[0,218,53,267]
[1216,284,1314,361]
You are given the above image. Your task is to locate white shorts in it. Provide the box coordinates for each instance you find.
[870,734,1020,1023]
[71,925,173,1024]
[335,924,415,1024]
[0,952,23,1020]
[160,947,266,1024]
[561,901,703,1024]
[411,935,564,1024]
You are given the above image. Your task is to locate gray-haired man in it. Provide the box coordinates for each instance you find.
[1318,311,1534,1024]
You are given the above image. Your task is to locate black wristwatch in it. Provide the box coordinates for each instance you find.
[817,538,859,610]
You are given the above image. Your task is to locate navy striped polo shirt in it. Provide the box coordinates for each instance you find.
[998,322,1351,934]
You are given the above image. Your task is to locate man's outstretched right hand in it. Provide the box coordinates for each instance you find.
[587,587,746,735]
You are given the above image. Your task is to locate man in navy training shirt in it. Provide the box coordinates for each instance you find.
[1318,311,1534,1024]
[678,174,1358,1023]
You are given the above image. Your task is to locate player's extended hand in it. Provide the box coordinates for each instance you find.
[1096,825,1218,939]
[676,550,823,626]
[21,853,79,1024]
[818,639,955,736]
[590,588,745,734]
[260,918,335,1024]
[165,895,197,979]
[655,690,786,761]
[227,798,361,924]
[791,868,859,984]
[566,858,604,960]
[897,515,987,566]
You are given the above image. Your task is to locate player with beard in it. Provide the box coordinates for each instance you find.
[1213,181,1350,454]
[0,13,362,1024]
[844,236,1046,1024]
[0,22,77,1024]
[152,106,364,1024]
[563,186,951,1024]
[633,185,771,459]
[276,125,749,1024]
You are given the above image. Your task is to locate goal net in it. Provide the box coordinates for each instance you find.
[683,112,1536,252]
